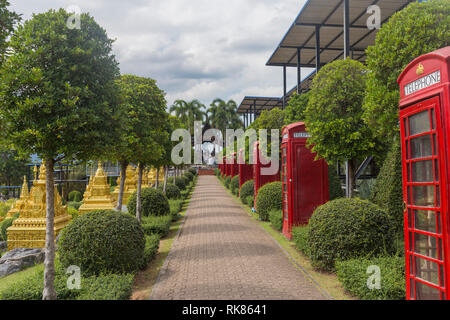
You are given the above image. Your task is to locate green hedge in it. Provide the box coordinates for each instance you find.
[169,177,187,191]
[68,201,82,210]
[159,183,181,200]
[141,234,160,268]
[246,196,254,208]
[224,176,231,189]
[68,190,82,202]
[292,225,310,257]
[0,263,135,300]
[308,198,396,272]
[59,210,146,276]
[188,167,197,176]
[240,179,254,204]
[169,199,183,220]
[336,255,405,300]
[0,212,19,241]
[128,188,170,217]
[141,215,172,238]
[231,175,240,195]
[269,209,283,231]
[184,171,194,182]
[370,136,403,233]
[256,182,283,221]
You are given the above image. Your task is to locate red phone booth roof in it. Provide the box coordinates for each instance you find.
[398,46,450,104]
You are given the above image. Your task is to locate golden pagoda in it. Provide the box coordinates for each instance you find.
[111,165,137,205]
[6,176,29,218]
[78,161,115,214]
[7,163,72,250]
[148,168,156,186]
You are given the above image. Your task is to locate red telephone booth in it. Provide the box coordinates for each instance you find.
[253,141,280,208]
[398,46,450,300]
[238,148,253,194]
[281,122,329,239]
[230,153,239,178]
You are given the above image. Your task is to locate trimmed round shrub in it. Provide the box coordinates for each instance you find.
[308,198,396,272]
[59,210,146,276]
[169,177,186,191]
[159,183,181,200]
[128,188,170,217]
[240,179,254,203]
[231,175,240,195]
[184,171,194,182]
[188,167,197,176]
[68,190,82,202]
[246,196,254,208]
[224,176,231,189]
[256,182,282,221]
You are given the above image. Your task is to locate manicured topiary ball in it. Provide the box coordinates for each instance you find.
[58,210,145,276]
[308,198,396,272]
[128,188,170,217]
[256,181,282,221]
[239,179,254,204]
[184,171,194,182]
[158,183,181,200]
[231,175,240,195]
[68,190,82,202]
[168,177,186,191]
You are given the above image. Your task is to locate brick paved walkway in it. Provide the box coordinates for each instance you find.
[150,176,327,300]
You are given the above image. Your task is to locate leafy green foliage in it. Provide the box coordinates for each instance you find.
[284,92,310,125]
[336,256,405,300]
[230,175,240,195]
[0,9,120,161]
[308,198,396,272]
[67,201,82,210]
[207,98,243,135]
[169,199,184,220]
[0,212,19,241]
[68,191,82,202]
[184,171,194,182]
[0,0,20,65]
[66,206,79,220]
[188,168,197,176]
[0,263,135,300]
[128,188,170,217]
[160,183,181,200]
[370,136,403,233]
[256,182,283,221]
[363,0,450,142]
[239,179,254,204]
[0,198,14,217]
[246,196,254,208]
[141,215,172,238]
[292,225,310,257]
[58,210,145,276]
[169,177,187,191]
[0,148,28,186]
[328,164,344,200]
[269,209,283,231]
[305,59,376,164]
[224,176,231,189]
[141,234,160,269]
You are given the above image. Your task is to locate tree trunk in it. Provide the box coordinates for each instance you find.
[347,160,356,198]
[116,160,127,211]
[155,168,160,189]
[163,165,168,193]
[136,163,143,224]
[43,158,56,300]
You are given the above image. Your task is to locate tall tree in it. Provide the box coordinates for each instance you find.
[363,0,450,144]
[0,9,120,299]
[304,59,377,198]
[0,0,20,65]
[115,75,168,223]
[208,98,243,134]
[284,92,311,125]
[0,147,29,186]
[169,99,205,135]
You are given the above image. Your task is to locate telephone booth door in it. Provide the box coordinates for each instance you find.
[401,96,447,300]
[281,145,289,229]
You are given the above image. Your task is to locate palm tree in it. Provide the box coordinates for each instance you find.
[207,98,243,134]
[170,99,206,135]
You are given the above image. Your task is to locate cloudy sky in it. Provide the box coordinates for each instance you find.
[10,0,312,109]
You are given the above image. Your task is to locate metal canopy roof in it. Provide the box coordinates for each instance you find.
[237,70,316,114]
[237,97,283,114]
[266,0,412,67]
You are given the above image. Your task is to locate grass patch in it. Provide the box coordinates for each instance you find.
[0,263,44,293]
[219,177,353,300]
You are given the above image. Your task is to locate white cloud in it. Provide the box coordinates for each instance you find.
[10,0,309,107]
